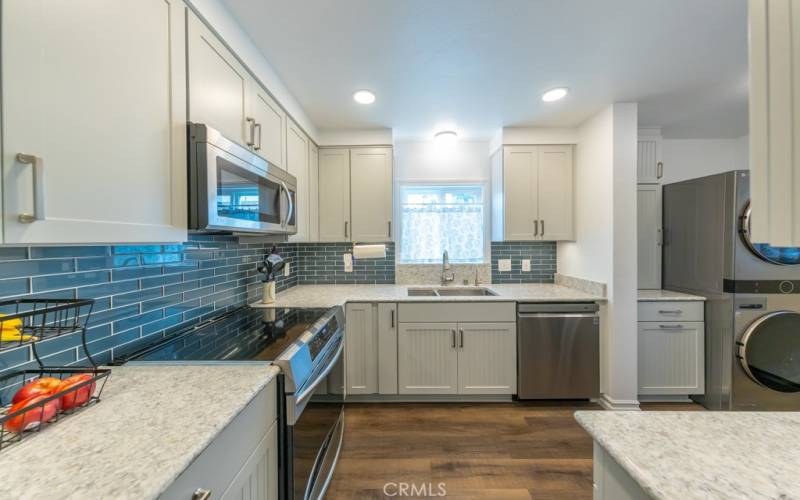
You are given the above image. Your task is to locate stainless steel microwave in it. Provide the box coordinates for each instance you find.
[188,123,297,234]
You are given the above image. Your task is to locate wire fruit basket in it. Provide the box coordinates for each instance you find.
[0,299,110,452]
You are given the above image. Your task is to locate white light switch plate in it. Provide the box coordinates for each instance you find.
[343,253,353,272]
[521,259,531,272]
[284,262,291,276]
[499,259,512,272]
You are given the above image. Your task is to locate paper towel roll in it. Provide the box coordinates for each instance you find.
[352,244,386,259]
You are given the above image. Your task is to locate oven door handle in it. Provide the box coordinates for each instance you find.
[294,337,344,406]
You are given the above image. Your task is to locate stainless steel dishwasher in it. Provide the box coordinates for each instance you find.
[517,302,600,399]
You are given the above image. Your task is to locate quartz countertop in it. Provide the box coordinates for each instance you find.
[574,410,800,500]
[637,289,705,301]
[252,283,605,309]
[0,364,280,500]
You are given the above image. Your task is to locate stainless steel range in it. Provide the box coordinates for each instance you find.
[113,305,345,499]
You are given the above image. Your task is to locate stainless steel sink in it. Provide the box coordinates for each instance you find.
[406,287,498,297]
[435,287,498,296]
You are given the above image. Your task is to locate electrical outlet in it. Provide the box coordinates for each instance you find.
[499,259,512,272]
[343,253,353,272]
[284,262,291,276]
[521,259,531,272]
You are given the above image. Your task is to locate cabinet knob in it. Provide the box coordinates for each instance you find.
[192,488,211,500]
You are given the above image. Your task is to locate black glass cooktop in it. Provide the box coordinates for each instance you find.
[114,306,330,363]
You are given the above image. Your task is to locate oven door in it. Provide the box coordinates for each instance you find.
[286,335,345,499]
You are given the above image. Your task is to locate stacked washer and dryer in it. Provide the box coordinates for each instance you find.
[663,170,800,410]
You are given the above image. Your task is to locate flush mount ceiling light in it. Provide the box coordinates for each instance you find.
[434,130,458,144]
[542,87,569,102]
[353,90,376,104]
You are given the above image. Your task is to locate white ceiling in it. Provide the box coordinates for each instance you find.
[221,0,748,140]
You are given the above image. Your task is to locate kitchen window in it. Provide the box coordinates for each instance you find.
[398,184,486,264]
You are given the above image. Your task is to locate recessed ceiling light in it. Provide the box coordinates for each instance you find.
[434,130,458,144]
[353,90,376,104]
[542,87,569,102]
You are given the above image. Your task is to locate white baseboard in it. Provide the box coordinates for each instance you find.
[345,394,513,403]
[638,395,693,403]
[598,394,641,411]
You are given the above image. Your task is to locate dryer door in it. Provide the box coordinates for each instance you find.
[738,311,800,392]
[740,201,800,265]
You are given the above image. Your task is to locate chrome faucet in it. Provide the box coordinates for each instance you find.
[441,250,455,286]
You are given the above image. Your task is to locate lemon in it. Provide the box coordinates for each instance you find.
[0,314,22,333]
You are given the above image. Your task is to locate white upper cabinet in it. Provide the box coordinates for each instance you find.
[637,184,662,289]
[317,147,393,242]
[318,149,351,242]
[187,11,250,149]
[250,87,287,169]
[308,142,320,242]
[537,146,574,241]
[748,0,800,246]
[286,119,309,242]
[493,145,574,241]
[2,0,187,243]
[636,129,663,183]
[350,148,393,242]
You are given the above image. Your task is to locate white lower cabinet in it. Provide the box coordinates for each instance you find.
[637,301,705,396]
[345,303,378,394]
[162,378,278,500]
[397,321,517,395]
[593,442,649,500]
[398,322,460,395]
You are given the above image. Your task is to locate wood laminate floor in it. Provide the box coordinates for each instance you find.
[325,401,702,499]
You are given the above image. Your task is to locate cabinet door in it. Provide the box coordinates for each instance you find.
[308,142,319,242]
[250,85,286,169]
[377,303,398,394]
[457,322,517,394]
[2,0,187,244]
[187,11,250,149]
[398,322,458,394]
[350,148,393,242]
[638,321,704,395]
[503,146,538,240]
[345,303,378,394]
[637,185,662,289]
[537,145,574,241]
[318,149,351,242]
[286,119,309,242]
[636,139,661,183]
[220,421,278,500]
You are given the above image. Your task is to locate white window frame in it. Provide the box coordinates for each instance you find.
[395,179,491,265]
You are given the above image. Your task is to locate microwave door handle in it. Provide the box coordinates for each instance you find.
[281,181,294,228]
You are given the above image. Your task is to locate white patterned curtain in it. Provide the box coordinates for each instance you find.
[399,185,484,263]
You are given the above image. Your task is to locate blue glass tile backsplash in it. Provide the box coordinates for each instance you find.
[490,241,557,283]
[0,235,297,378]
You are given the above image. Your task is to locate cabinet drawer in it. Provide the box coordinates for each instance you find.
[161,378,277,499]
[398,302,516,323]
[638,301,703,322]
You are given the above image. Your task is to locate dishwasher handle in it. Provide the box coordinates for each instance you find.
[518,312,598,319]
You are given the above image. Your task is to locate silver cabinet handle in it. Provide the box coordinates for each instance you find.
[344,221,349,238]
[246,117,256,147]
[658,310,682,314]
[451,329,456,348]
[534,220,539,237]
[657,162,663,179]
[390,309,395,328]
[658,324,684,329]
[540,219,545,237]
[192,488,211,500]
[459,329,464,348]
[16,153,45,223]
[254,122,262,150]
[657,228,663,246]
[388,221,392,238]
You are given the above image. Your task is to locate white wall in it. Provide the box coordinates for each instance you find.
[661,136,749,184]
[558,103,639,410]
[394,141,491,182]
[187,0,318,141]
[317,128,393,147]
